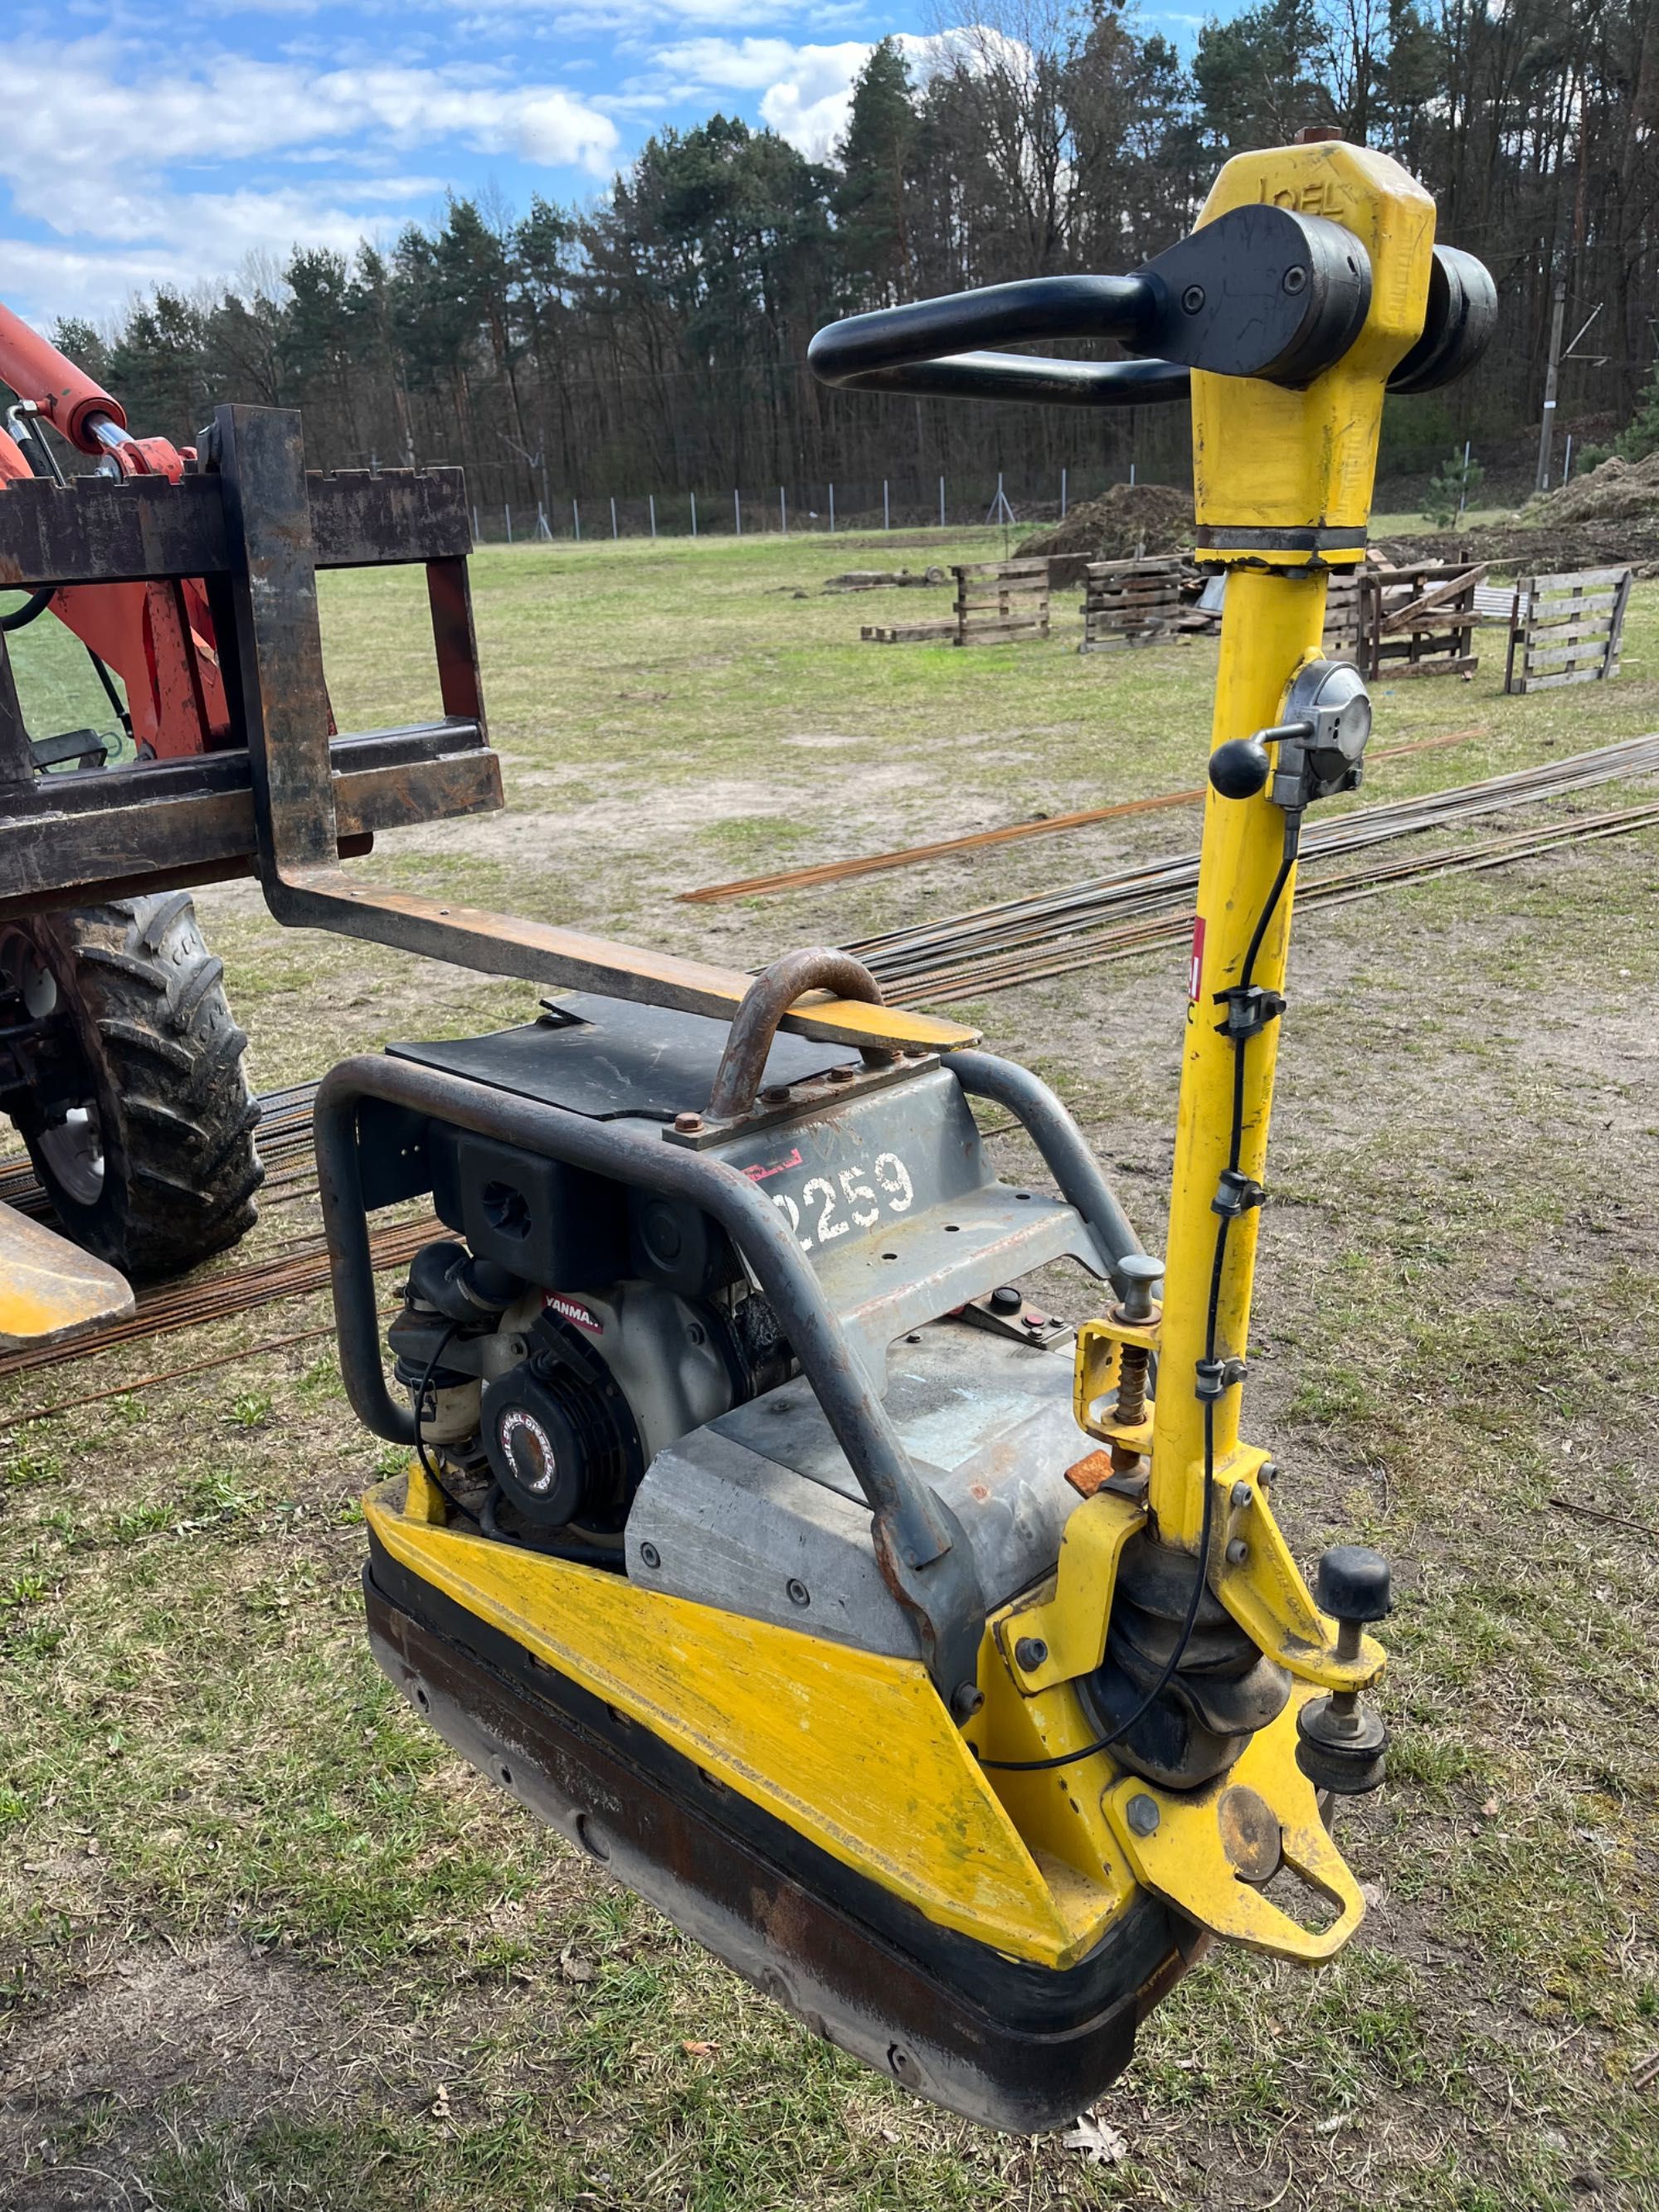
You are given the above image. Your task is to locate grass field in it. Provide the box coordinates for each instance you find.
[2,530,1657,2211]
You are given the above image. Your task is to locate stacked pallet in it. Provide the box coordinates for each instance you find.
[1079,557,1184,650]
[861,557,1051,645]
[1503,566,1633,693]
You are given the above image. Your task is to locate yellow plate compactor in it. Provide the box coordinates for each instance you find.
[311,140,1491,2131]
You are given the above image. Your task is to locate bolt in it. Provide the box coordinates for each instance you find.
[786,1577,810,1607]
[761,1083,792,1105]
[1014,1636,1048,1672]
[638,1542,661,1569]
[952,1682,985,1720]
[1226,1538,1249,1566]
[1259,1459,1278,1490]
[1283,265,1308,295]
[902,1044,930,1059]
[1126,1792,1160,1836]
[1230,1480,1254,1510]
[826,1064,857,1084]
[673,1111,703,1134]
[1180,284,1206,314]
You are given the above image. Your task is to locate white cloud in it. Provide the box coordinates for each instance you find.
[642,25,1024,162]
[0,36,620,321]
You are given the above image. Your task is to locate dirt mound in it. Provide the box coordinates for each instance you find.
[1373,513,1659,581]
[1022,483,1194,585]
[1523,450,1659,529]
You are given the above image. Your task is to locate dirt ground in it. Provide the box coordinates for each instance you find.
[1,530,1657,2210]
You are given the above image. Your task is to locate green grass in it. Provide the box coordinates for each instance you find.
[2,530,1657,2209]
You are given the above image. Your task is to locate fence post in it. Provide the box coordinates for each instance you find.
[1564,432,1574,483]
[1061,466,1068,518]
[472,504,480,542]
[883,479,890,530]
[572,499,581,542]
[780,486,787,535]
[829,484,835,532]
[1129,460,1136,487]
[535,502,551,541]
[939,475,946,528]
[649,493,657,539]
[611,496,619,540]
[504,503,513,545]
[734,489,742,537]
[691,493,698,537]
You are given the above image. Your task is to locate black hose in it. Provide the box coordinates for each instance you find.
[0,588,53,633]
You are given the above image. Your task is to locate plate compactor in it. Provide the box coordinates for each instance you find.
[2,139,1493,2132]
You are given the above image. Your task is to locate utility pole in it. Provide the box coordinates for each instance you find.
[1535,279,1567,493]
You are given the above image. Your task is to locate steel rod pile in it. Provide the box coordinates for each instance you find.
[849,734,1659,1003]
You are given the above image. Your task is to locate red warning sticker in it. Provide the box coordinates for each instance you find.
[1189,916,1207,1003]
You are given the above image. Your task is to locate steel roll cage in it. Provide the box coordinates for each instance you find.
[314,1046,1142,1709]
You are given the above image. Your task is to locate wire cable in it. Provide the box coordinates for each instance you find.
[979,812,1301,1774]
[411,1321,480,1525]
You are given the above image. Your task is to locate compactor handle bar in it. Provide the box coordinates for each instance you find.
[808,205,1494,407]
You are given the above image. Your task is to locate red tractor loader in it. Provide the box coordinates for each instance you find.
[0,303,262,1280]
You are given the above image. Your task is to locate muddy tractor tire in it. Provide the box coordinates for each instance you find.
[1,894,264,1280]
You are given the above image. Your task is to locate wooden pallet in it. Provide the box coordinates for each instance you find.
[952,557,1051,645]
[1504,566,1633,693]
[861,617,960,644]
[1362,562,1484,679]
[1079,557,1184,650]
[859,557,1051,646]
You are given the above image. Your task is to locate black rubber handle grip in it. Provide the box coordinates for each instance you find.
[809,205,1374,410]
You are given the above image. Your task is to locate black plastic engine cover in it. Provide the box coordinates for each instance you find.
[387,992,849,1122]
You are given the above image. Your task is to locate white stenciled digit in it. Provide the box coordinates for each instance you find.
[839,1166,879,1228]
[772,1190,809,1250]
[873,1151,914,1213]
[802,1176,849,1242]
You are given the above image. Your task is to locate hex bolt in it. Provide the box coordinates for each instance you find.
[638,1542,661,1569]
[1014,1636,1048,1672]
[761,1083,792,1105]
[1226,1538,1249,1566]
[1126,1792,1160,1836]
[826,1065,858,1085]
[1230,1480,1254,1509]
[1181,284,1206,314]
[902,1044,930,1059]
[673,1111,703,1135]
[786,1578,811,1607]
[1283,265,1308,294]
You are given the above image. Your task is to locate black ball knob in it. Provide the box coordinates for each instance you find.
[1209,737,1272,800]
[1315,1544,1392,1623]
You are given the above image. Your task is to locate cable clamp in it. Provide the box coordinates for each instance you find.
[1194,1356,1248,1402]
[1214,984,1286,1040]
[1212,1168,1264,1219]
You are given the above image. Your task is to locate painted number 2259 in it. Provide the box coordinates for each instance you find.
[771,1152,914,1252]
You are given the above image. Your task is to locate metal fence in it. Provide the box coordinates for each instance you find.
[465,464,1171,547]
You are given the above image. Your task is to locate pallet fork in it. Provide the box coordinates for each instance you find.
[1,139,1493,2130]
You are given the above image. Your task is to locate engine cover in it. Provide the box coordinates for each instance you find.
[625,1318,1092,1653]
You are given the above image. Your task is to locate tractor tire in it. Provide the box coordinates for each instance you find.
[3,894,264,1280]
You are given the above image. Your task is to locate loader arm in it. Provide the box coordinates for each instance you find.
[0,299,231,757]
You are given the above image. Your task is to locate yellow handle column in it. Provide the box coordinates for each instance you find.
[1145,139,1438,1552]
[1146,568,1326,1546]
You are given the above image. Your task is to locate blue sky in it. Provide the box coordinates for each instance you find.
[0,0,1221,330]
